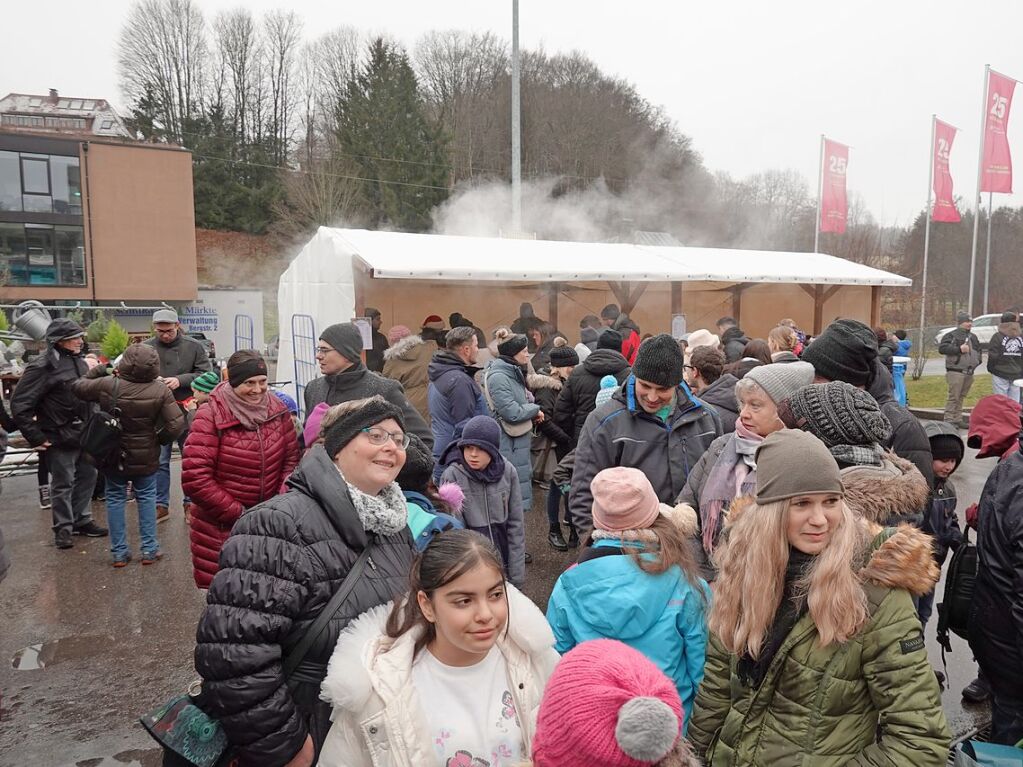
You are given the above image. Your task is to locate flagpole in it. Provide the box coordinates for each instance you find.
[983,190,994,314]
[814,134,824,253]
[918,115,936,374]
[968,64,990,316]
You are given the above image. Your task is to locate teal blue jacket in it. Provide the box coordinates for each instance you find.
[546,538,710,723]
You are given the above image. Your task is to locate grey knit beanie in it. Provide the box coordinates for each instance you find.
[788,381,893,448]
[743,361,815,405]
[755,429,843,503]
[320,323,364,364]
[631,334,684,388]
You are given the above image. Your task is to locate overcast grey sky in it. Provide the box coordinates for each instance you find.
[3,0,1022,226]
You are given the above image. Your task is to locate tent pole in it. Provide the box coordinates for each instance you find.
[670,282,682,316]
[918,115,936,377]
[813,285,824,335]
[983,190,993,314]
[548,282,559,331]
[968,64,990,316]
[731,286,742,327]
[871,286,882,328]
[814,133,824,253]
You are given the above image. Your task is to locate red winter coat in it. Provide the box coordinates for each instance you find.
[183,386,300,588]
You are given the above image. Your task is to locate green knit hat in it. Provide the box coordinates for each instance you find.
[192,370,221,394]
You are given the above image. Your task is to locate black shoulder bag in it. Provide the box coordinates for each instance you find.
[936,528,979,664]
[141,541,377,767]
[80,379,123,469]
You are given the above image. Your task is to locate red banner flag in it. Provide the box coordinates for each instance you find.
[981,70,1016,193]
[820,139,848,233]
[932,119,961,223]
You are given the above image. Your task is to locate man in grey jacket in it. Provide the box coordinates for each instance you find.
[938,311,983,424]
[144,308,213,520]
[569,334,721,536]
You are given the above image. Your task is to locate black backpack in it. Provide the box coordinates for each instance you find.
[936,527,979,655]
[80,378,123,469]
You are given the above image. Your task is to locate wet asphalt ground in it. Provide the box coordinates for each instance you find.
[0,441,994,766]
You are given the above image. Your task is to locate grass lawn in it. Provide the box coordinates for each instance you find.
[905,373,992,409]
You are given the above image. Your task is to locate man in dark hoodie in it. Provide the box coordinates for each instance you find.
[554,328,630,442]
[510,302,544,350]
[11,318,108,549]
[304,322,432,449]
[986,310,1023,402]
[801,318,934,489]
[685,345,739,433]
[716,316,750,363]
[426,325,488,479]
[938,311,983,424]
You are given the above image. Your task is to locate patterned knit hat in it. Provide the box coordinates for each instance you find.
[595,374,619,408]
[632,334,684,388]
[800,319,878,387]
[191,370,221,394]
[532,639,684,767]
[550,336,580,367]
[788,381,892,448]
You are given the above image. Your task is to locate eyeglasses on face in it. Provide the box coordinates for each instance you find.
[360,427,410,449]
[315,346,336,357]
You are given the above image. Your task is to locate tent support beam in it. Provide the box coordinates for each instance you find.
[729,283,753,326]
[871,286,882,328]
[801,284,841,334]
[548,282,560,331]
[670,282,682,316]
[623,282,648,315]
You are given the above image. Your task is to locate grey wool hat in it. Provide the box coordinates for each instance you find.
[755,429,843,504]
[744,361,815,405]
[320,322,364,364]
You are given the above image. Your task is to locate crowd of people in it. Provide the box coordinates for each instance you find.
[1,301,1021,766]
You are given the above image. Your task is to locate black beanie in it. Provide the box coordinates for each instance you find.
[800,319,878,387]
[323,396,406,458]
[930,434,964,464]
[631,333,684,388]
[789,381,892,448]
[549,337,579,367]
[597,328,623,351]
[320,323,364,364]
[395,432,434,492]
[1001,311,1018,323]
[497,332,528,357]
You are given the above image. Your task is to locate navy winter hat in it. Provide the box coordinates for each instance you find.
[597,329,623,351]
[456,416,502,460]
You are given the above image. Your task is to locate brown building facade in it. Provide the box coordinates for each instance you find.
[0,131,198,303]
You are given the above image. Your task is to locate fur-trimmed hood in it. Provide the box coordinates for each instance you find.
[840,452,929,526]
[527,372,564,392]
[382,334,429,362]
[858,524,939,596]
[321,583,557,713]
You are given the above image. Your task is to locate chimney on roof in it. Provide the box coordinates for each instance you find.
[48,89,58,100]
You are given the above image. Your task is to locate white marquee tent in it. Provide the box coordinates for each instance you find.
[277,227,911,411]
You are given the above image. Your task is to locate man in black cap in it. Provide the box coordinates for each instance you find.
[569,333,721,535]
[938,311,983,424]
[802,318,933,487]
[986,310,1022,403]
[11,318,108,549]
[305,322,432,449]
[363,307,389,373]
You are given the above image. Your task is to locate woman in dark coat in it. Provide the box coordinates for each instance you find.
[72,343,185,565]
[182,350,300,588]
[194,395,417,766]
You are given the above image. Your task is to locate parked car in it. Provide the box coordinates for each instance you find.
[933,313,1001,348]
[187,332,217,360]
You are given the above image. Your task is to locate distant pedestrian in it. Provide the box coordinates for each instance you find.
[741,339,772,365]
[875,326,898,372]
[72,344,185,566]
[363,307,389,373]
[767,325,800,362]
[986,310,1023,402]
[937,311,983,424]
[382,324,437,426]
[11,318,107,549]
[894,328,912,357]
[144,308,213,522]
[183,350,300,588]
[684,346,739,433]
[917,421,964,626]
[554,329,630,442]
[716,317,750,363]
[427,325,487,477]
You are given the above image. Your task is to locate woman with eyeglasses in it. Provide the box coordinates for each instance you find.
[183,350,300,589]
[193,394,417,767]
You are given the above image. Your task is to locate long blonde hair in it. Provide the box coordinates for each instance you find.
[709,498,871,657]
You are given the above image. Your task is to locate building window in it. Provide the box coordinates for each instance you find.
[0,151,20,212]
[50,156,82,214]
[21,154,52,212]
[0,223,86,286]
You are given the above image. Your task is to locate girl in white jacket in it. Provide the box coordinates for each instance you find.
[320,529,560,767]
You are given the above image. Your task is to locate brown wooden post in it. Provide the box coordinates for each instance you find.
[813,285,824,335]
[731,286,742,326]
[548,282,560,331]
[670,282,682,316]
[870,286,882,327]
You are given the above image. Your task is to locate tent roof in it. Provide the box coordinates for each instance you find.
[319,227,912,287]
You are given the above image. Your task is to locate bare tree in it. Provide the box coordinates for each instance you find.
[307,27,362,135]
[118,0,209,143]
[213,8,259,143]
[263,10,303,165]
[270,158,365,241]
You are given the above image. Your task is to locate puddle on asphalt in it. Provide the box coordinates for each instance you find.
[11,634,114,670]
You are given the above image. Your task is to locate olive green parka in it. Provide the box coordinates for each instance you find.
[689,523,951,766]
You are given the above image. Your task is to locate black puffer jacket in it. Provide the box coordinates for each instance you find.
[71,344,185,476]
[10,324,91,447]
[869,361,934,488]
[970,442,1023,697]
[529,372,574,461]
[553,349,630,441]
[194,445,416,766]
